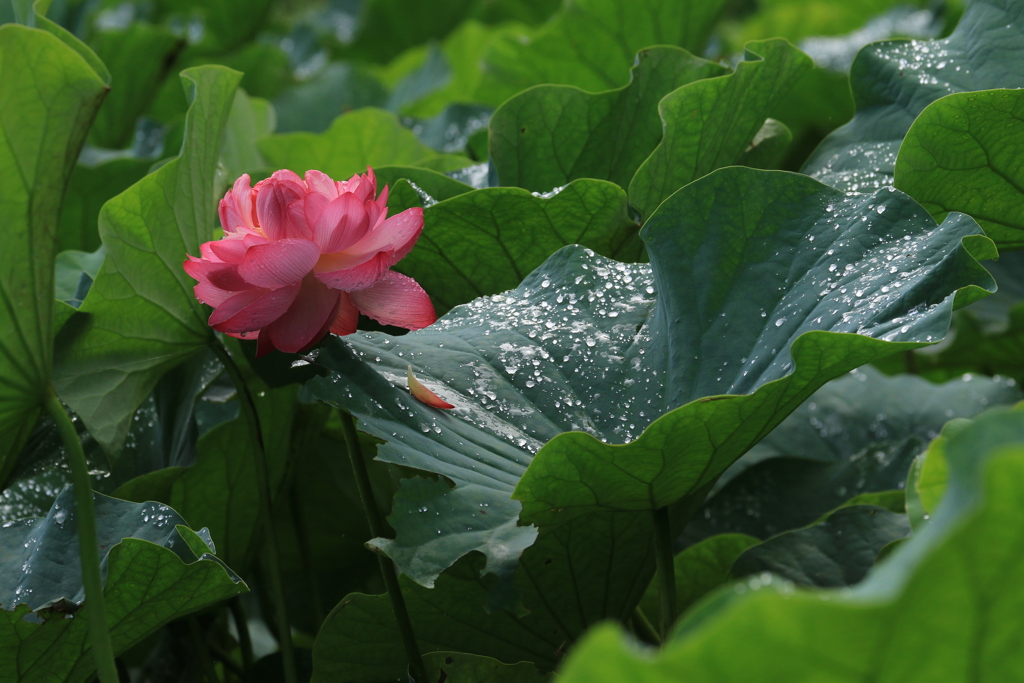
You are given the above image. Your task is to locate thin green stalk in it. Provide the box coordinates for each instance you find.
[652,506,676,640]
[212,342,298,683]
[228,598,254,681]
[632,606,661,645]
[45,389,119,683]
[339,410,428,683]
[290,489,326,626]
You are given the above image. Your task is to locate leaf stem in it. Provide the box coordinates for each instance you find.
[652,505,676,640]
[45,388,119,683]
[228,597,254,681]
[212,342,298,683]
[632,606,661,645]
[338,410,428,683]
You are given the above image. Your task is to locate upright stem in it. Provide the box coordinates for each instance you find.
[652,506,676,640]
[212,342,298,683]
[339,410,428,683]
[228,597,254,681]
[45,389,119,683]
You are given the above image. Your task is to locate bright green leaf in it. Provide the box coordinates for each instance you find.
[0,24,106,485]
[628,39,813,218]
[895,88,1024,250]
[53,66,241,455]
[489,46,727,192]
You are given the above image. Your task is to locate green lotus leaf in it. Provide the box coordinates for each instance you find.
[555,408,1024,682]
[692,367,1020,540]
[259,108,436,179]
[0,489,245,682]
[53,66,241,455]
[476,0,731,105]
[731,504,911,588]
[895,88,1024,250]
[394,179,643,314]
[628,39,813,218]
[489,46,727,192]
[272,63,387,134]
[307,166,993,588]
[802,0,1024,193]
[0,23,107,485]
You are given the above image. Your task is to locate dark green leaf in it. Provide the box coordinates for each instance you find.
[489,46,727,191]
[374,166,474,214]
[58,159,150,253]
[731,505,911,587]
[349,0,477,63]
[556,408,1024,682]
[0,492,244,683]
[54,248,105,309]
[395,180,643,313]
[476,0,731,105]
[895,88,1024,250]
[803,0,1024,193]
[628,39,813,218]
[0,24,106,484]
[308,167,993,587]
[690,368,1019,540]
[424,651,547,682]
[53,66,241,454]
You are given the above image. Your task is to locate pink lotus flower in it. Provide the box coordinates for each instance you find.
[184,168,436,356]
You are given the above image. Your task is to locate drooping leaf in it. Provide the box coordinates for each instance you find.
[394,180,643,313]
[802,0,1024,193]
[0,24,107,485]
[476,0,731,105]
[259,107,436,179]
[894,88,1024,250]
[555,408,1024,682]
[307,167,993,588]
[690,368,1020,540]
[628,39,813,218]
[730,504,911,588]
[87,22,182,149]
[489,46,727,191]
[53,66,241,454]
[0,493,245,683]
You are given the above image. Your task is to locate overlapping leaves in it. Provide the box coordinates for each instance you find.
[307,167,993,587]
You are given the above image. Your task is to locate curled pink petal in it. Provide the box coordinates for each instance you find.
[256,177,305,240]
[208,237,249,264]
[208,283,301,333]
[315,252,390,291]
[408,366,454,409]
[330,292,359,336]
[262,275,342,354]
[194,281,236,308]
[305,169,338,198]
[345,208,423,262]
[219,174,257,233]
[314,193,371,253]
[351,271,436,330]
[238,239,320,289]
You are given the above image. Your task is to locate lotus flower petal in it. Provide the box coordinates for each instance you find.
[238,239,320,289]
[407,365,454,409]
[351,271,436,330]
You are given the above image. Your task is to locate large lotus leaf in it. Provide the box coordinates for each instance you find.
[52,66,240,454]
[272,63,387,134]
[347,0,476,63]
[87,22,182,149]
[489,46,727,192]
[308,166,992,587]
[259,108,435,179]
[374,166,474,215]
[0,493,244,682]
[802,0,1024,193]
[730,504,912,588]
[423,652,546,683]
[690,368,1020,540]
[475,0,730,105]
[894,89,1024,250]
[394,180,643,313]
[628,39,813,218]
[555,408,1024,682]
[515,168,994,527]
[0,24,107,486]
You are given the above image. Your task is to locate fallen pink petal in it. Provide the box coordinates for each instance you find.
[407,366,454,410]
